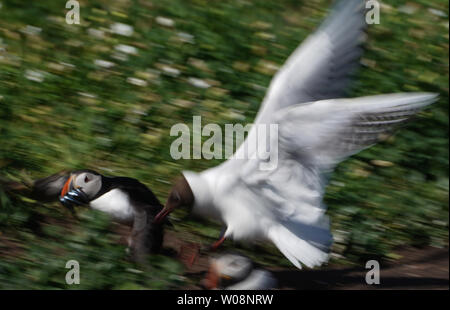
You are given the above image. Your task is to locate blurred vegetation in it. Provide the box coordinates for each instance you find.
[0,0,448,289]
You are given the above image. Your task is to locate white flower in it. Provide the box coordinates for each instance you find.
[177,32,195,44]
[110,23,134,37]
[112,52,129,62]
[78,92,97,98]
[397,4,418,15]
[161,65,180,77]
[156,16,175,27]
[94,59,115,68]
[115,44,138,55]
[127,77,148,87]
[428,8,447,18]
[60,62,75,69]
[188,77,211,89]
[21,25,42,36]
[25,70,45,83]
[87,28,105,39]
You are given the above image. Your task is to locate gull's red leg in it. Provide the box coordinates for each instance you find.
[182,227,227,268]
[187,235,226,267]
[210,227,227,251]
[210,235,226,251]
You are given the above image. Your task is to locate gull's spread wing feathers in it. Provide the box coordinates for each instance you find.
[231,0,367,162]
[275,93,438,171]
[242,93,437,268]
[255,0,367,124]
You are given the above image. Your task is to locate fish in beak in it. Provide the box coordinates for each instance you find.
[59,175,89,208]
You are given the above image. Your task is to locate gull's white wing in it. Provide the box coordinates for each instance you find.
[274,93,437,171]
[242,93,437,268]
[229,0,367,164]
[255,0,367,125]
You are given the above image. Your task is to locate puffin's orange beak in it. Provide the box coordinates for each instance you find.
[60,175,74,198]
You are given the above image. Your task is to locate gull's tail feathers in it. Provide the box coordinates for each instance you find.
[267,224,330,269]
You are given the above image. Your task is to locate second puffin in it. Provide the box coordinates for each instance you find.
[14,169,167,262]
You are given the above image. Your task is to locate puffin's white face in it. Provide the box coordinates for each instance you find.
[215,254,253,282]
[72,172,102,199]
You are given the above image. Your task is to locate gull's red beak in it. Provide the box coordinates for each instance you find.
[154,175,194,224]
[154,204,174,224]
[60,175,74,198]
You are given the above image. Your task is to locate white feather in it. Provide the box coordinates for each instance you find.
[90,189,134,223]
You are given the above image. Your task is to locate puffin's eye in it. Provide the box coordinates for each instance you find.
[84,175,90,183]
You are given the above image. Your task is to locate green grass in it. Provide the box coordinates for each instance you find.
[0,0,448,289]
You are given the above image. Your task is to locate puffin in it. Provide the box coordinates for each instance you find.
[154,0,438,269]
[203,253,277,290]
[4,169,166,262]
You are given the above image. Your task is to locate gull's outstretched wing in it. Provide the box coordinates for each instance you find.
[255,0,367,125]
[243,93,437,268]
[274,93,437,171]
[229,0,367,163]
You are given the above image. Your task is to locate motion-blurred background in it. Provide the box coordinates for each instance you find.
[0,0,448,289]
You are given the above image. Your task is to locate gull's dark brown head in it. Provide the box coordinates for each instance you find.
[154,175,194,224]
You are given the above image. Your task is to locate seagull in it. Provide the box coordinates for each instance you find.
[4,169,167,262]
[154,0,438,269]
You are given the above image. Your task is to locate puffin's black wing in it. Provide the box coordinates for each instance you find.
[31,171,71,202]
[104,177,166,260]
[0,171,82,216]
[128,200,164,262]
[0,170,70,202]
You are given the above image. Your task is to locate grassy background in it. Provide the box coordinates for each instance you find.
[0,0,448,289]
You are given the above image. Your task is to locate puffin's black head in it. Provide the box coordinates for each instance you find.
[154,175,194,224]
[59,170,102,207]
